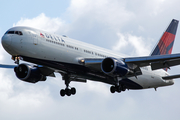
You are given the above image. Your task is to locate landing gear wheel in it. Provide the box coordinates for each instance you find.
[116,86,121,93]
[71,87,76,95]
[65,88,71,96]
[110,86,116,93]
[121,85,126,91]
[60,89,65,97]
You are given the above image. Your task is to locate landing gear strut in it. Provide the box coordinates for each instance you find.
[60,74,76,97]
[12,56,20,65]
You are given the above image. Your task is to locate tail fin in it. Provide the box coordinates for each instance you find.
[151,19,179,56]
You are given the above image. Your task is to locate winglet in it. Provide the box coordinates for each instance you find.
[151,19,179,56]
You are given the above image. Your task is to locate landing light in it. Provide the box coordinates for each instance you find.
[81,59,85,63]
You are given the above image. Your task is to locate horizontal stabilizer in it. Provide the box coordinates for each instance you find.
[162,74,180,80]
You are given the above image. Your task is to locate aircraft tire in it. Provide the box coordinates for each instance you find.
[110,86,116,93]
[116,86,121,93]
[121,85,126,91]
[65,88,71,96]
[60,89,65,97]
[71,87,76,95]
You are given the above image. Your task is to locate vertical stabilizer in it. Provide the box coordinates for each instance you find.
[151,19,179,56]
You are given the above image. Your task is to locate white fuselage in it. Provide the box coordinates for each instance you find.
[1,26,174,89]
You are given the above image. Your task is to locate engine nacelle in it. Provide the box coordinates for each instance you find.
[101,57,129,76]
[14,63,46,83]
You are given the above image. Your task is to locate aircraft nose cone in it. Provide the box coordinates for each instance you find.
[1,34,12,47]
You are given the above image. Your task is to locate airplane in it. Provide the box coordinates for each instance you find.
[1,19,180,97]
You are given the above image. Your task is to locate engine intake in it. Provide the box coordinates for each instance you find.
[101,57,129,76]
[14,64,46,83]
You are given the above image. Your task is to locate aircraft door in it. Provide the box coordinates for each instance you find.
[33,34,38,45]
[28,32,38,45]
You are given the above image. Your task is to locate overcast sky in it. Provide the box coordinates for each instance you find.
[0,0,180,120]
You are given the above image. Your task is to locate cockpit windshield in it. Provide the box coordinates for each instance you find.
[5,31,23,35]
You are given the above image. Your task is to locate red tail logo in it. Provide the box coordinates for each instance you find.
[151,19,178,56]
[151,19,179,71]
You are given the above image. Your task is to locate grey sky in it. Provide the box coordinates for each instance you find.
[0,0,180,120]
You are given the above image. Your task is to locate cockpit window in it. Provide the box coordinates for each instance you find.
[15,31,18,35]
[5,31,23,35]
[7,31,14,34]
[15,31,23,35]
[19,31,23,35]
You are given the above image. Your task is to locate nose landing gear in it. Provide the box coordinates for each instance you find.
[12,56,20,65]
[60,74,77,97]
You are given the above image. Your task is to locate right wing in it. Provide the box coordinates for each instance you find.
[0,64,17,68]
[0,63,56,77]
[124,53,180,70]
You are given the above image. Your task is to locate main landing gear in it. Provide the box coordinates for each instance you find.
[60,74,77,97]
[110,78,127,94]
[60,87,76,97]
[110,77,127,94]
[110,85,126,93]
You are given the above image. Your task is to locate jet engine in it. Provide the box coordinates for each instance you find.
[101,57,129,76]
[14,63,46,83]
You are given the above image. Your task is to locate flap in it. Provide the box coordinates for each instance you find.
[151,58,180,70]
